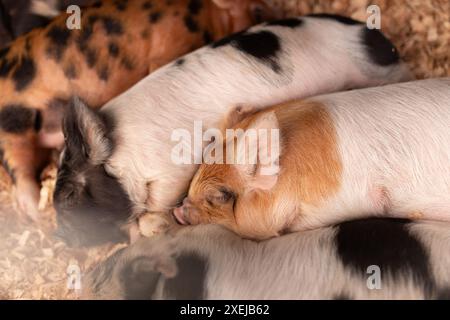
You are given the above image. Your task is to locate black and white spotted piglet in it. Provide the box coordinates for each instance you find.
[54,14,412,247]
[84,218,450,300]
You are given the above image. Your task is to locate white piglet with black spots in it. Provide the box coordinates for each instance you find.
[53,15,412,246]
[84,219,450,300]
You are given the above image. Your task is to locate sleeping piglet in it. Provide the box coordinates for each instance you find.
[176,78,450,240]
[84,219,450,300]
[54,15,412,246]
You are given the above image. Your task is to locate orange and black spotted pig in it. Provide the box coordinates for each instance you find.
[0,0,93,45]
[0,0,276,220]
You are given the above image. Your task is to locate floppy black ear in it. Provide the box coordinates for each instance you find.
[63,97,112,165]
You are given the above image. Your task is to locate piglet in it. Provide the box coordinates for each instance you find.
[84,219,450,300]
[1,0,274,222]
[177,78,450,239]
[55,14,412,246]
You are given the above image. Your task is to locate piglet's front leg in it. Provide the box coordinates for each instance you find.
[138,211,182,238]
[2,132,50,221]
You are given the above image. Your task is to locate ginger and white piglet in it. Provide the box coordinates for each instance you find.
[175,78,450,240]
[55,15,412,246]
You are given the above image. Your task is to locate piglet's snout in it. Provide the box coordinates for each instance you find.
[173,198,197,226]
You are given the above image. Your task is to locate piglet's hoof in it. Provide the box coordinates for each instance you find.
[138,213,171,238]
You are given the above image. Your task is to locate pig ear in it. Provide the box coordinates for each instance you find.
[63,97,112,165]
[121,257,163,298]
[234,111,281,191]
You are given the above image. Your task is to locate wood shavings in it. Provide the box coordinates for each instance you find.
[18,231,31,247]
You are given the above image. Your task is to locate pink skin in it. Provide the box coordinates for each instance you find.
[173,198,196,225]
[38,130,65,149]
[173,206,188,225]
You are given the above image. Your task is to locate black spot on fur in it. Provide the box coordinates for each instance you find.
[12,57,36,91]
[308,13,362,25]
[0,56,18,77]
[175,58,185,66]
[203,30,212,44]
[184,15,199,32]
[121,57,134,70]
[336,218,434,295]
[34,110,42,131]
[0,105,35,133]
[362,28,400,66]
[108,42,120,57]
[98,65,109,81]
[64,63,78,79]
[113,0,127,11]
[0,148,16,183]
[149,12,162,23]
[213,30,255,48]
[77,25,93,52]
[88,14,101,25]
[267,18,303,28]
[0,46,10,60]
[163,253,207,299]
[212,30,281,72]
[142,1,152,9]
[121,256,161,300]
[188,0,202,15]
[102,17,123,35]
[92,1,102,8]
[85,48,98,68]
[46,25,71,60]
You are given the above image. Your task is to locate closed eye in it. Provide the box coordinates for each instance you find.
[218,187,236,203]
[205,188,236,207]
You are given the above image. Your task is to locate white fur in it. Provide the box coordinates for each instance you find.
[86,222,450,299]
[102,17,411,215]
[294,78,450,230]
